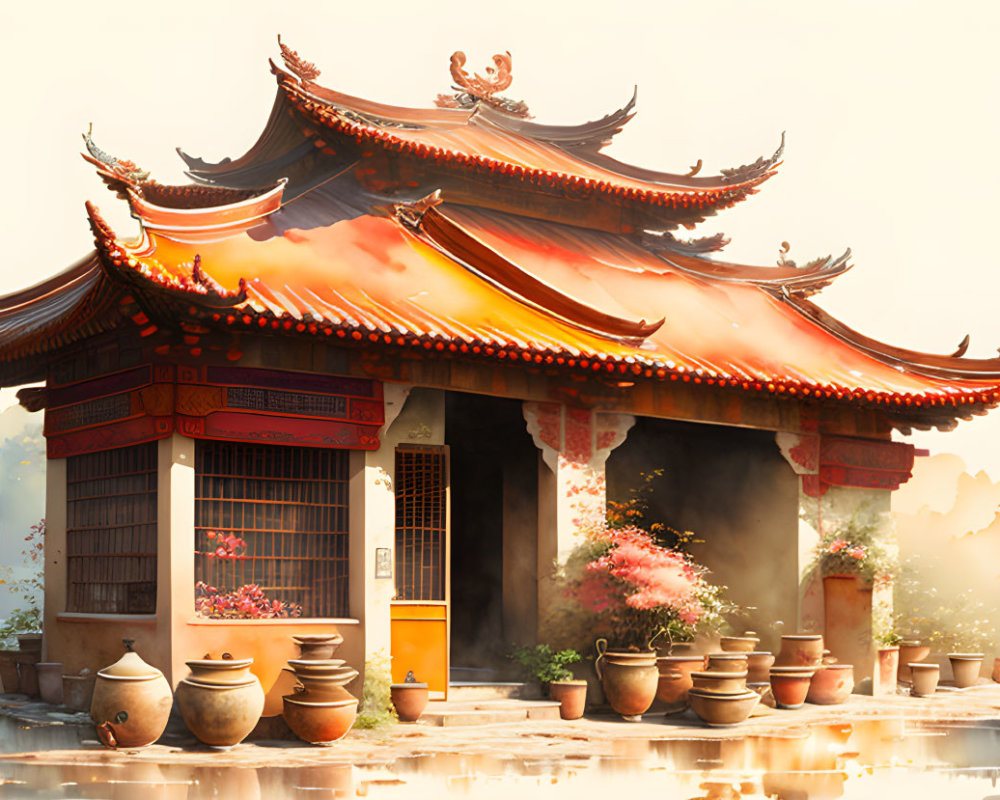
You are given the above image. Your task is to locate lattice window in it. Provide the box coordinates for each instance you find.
[195,441,349,618]
[66,443,158,613]
[394,446,447,601]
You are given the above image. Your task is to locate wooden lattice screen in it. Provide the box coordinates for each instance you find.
[394,446,447,601]
[195,441,350,618]
[66,442,158,613]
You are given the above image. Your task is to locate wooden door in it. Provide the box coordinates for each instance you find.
[390,445,449,698]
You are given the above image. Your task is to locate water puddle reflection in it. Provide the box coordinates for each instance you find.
[1,717,999,798]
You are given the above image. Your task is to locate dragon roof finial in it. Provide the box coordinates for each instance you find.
[278,35,321,83]
[435,50,530,118]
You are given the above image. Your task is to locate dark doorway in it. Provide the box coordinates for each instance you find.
[445,392,537,680]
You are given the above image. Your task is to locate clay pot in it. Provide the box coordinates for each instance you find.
[62,674,97,712]
[910,663,940,697]
[690,670,749,695]
[655,655,705,706]
[774,634,824,668]
[719,632,760,653]
[283,696,357,744]
[291,633,343,661]
[0,650,19,693]
[176,658,264,747]
[706,653,749,673]
[746,652,775,684]
[806,664,854,705]
[874,647,898,696]
[549,680,587,720]
[948,653,984,688]
[36,662,64,705]
[769,667,814,709]
[897,641,930,682]
[91,640,173,748]
[594,640,658,720]
[993,658,1000,684]
[687,688,760,726]
[390,681,430,722]
[295,675,359,703]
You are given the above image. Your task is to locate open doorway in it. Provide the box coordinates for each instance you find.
[445,392,538,681]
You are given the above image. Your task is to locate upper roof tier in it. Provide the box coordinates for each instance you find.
[2,41,1000,435]
[173,43,784,235]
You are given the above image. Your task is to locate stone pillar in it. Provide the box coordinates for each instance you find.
[160,433,195,685]
[42,458,67,663]
[777,431,913,685]
[523,403,634,639]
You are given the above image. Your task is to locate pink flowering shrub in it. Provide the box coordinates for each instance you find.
[811,506,896,585]
[195,580,302,619]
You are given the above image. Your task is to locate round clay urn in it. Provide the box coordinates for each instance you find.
[687,688,760,726]
[690,670,749,695]
[948,653,984,688]
[594,640,658,721]
[909,663,940,697]
[291,633,343,661]
[655,654,705,706]
[175,655,264,748]
[769,667,815,709]
[806,664,855,705]
[548,680,587,720]
[283,696,357,744]
[91,639,173,749]
[390,674,430,722]
[706,653,749,673]
[897,641,930,682]
[719,632,760,653]
[774,634,824,668]
[746,652,775,684]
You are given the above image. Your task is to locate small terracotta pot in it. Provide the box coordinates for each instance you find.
[291,633,343,661]
[62,674,96,712]
[655,655,705,705]
[769,668,814,709]
[390,682,429,722]
[283,696,357,744]
[746,652,775,684]
[690,670,749,695]
[36,663,64,705]
[688,688,759,726]
[897,641,930,682]
[594,641,658,720]
[774,634,824,668]
[719,633,760,653]
[705,653,749,673]
[909,663,940,697]
[948,653,984,688]
[806,664,854,705]
[549,680,587,720]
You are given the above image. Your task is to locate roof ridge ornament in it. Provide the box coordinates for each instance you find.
[82,124,150,195]
[277,35,321,83]
[435,50,531,118]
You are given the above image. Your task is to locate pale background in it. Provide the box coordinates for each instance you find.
[1,2,999,617]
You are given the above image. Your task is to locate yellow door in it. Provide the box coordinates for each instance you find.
[390,445,449,698]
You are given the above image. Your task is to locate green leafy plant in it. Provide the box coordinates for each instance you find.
[353,651,397,731]
[0,519,44,647]
[509,644,581,685]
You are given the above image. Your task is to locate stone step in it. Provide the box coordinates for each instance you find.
[447,681,542,701]
[421,699,562,726]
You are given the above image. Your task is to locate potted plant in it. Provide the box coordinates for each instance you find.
[510,644,585,719]
[1,520,45,695]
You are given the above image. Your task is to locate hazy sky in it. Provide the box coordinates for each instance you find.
[2,1,1000,473]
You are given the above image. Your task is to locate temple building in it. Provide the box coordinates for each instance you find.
[2,42,1000,708]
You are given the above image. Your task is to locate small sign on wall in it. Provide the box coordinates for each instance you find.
[375,547,393,579]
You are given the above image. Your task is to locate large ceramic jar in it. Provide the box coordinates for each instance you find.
[175,656,264,748]
[774,634,825,668]
[594,639,658,721]
[91,640,172,749]
[283,696,358,745]
[806,664,854,705]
